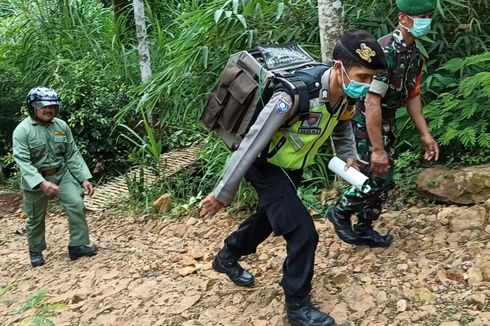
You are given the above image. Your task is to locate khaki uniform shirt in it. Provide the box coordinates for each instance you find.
[12,116,92,191]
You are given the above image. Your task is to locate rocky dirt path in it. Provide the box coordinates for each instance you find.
[0,191,489,326]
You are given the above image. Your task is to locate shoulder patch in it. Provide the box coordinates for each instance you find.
[275,95,292,114]
[54,130,66,136]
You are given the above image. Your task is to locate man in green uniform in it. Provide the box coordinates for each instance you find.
[326,0,440,247]
[12,87,97,267]
[200,30,387,326]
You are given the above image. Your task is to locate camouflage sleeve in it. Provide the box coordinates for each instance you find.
[369,46,394,97]
[331,120,357,162]
[408,65,423,99]
[12,125,45,190]
[213,91,295,205]
[63,122,92,183]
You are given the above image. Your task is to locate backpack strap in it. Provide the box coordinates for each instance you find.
[275,73,310,121]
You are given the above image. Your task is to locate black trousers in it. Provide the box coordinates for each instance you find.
[224,162,319,299]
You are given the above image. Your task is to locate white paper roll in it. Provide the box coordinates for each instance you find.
[328,156,370,193]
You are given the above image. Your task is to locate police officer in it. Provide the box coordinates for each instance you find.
[12,87,97,267]
[326,0,440,247]
[200,30,387,326]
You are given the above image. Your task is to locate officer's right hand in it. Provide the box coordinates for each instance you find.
[370,148,389,177]
[199,193,225,218]
[39,181,59,199]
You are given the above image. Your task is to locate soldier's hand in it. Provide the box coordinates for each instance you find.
[200,193,225,218]
[82,180,94,198]
[421,134,439,161]
[40,181,59,199]
[344,158,360,171]
[370,148,389,177]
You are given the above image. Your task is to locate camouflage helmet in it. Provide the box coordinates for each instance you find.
[26,87,61,117]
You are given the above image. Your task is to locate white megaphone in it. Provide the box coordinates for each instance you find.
[328,156,371,193]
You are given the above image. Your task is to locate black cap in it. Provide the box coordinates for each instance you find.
[338,29,387,70]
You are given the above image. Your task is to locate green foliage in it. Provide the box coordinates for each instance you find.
[117,0,323,206]
[302,147,335,191]
[393,150,423,200]
[0,154,20,190]
[346,0,489,165]
[51,56,135,174]
[0,0,138,175]
[344,0,490,69]
[120,0,320,129]
[396,52,490,164]
[0,286,66,326]
[117,108,164,168]
[0,65,23,157]
[0,282,16,297]
[0,0,489,210]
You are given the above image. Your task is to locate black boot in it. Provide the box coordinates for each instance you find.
[326,207,363,245]
[68,245,98,261]
[29,251,44,267]
[286,296,335,326]
[212,246,254,287]
[354,219,394,247]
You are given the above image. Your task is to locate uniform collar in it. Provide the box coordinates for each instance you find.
[29,116,39,125]
[319,67,346,112]
[319,67,332,103]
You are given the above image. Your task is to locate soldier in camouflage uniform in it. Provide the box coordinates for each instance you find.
[12,87,97,267]
[326,0,440,247]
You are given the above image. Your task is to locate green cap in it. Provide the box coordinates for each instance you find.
[396,0,437,15]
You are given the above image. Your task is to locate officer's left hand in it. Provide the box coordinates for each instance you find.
[200,193,225,218]
[421,134,439,161]
[344,158,360,171]
[82,180,94,197]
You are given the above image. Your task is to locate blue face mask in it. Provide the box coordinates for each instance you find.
[405,16,432,38]
[340,64,370,99]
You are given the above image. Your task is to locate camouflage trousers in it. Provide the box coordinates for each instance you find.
[333,110,396,222]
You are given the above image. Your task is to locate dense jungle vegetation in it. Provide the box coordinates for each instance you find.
[0,0,489,212]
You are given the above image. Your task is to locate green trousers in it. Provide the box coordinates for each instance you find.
[23,169,90,253]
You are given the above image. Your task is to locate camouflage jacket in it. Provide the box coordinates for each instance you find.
[368,29,424,122]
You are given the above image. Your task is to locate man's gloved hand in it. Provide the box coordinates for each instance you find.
[39,181,59,199]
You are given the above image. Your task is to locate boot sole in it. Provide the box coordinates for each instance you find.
[31,260,45,267]
[69,252,97,261]
[212,258,254,287]
[355,237,394,248]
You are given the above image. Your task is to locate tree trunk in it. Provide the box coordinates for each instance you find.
[133,0,153,123]
[133,0,151,83]
[318,0,343,173]
[317,0,343,63]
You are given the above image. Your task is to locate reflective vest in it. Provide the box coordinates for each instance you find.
[266,96,347,170]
